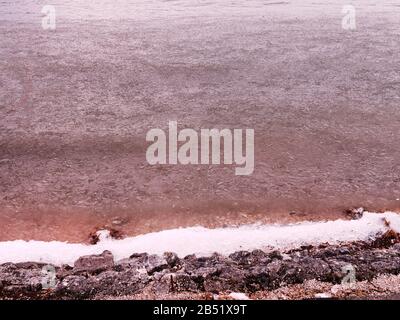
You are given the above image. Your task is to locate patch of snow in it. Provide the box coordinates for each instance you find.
[229,292,251,300]
[314,293,332,299]
[0,211,399,266]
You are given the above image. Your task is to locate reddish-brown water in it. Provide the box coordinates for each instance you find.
[1,0,400,242]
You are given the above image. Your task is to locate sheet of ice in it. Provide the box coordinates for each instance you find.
[0,211,399,266]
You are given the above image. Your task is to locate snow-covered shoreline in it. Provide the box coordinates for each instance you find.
[0,211,399,266]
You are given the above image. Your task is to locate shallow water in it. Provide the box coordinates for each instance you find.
[1,0,400,241]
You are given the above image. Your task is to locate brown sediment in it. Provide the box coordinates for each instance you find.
[0,203,355,242]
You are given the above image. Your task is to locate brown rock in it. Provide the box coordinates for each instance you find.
[73,250,114,274]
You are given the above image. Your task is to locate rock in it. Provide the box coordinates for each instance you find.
[115,253,149,271]
[344,207,364,220]
[116,253,169,275]
[95,269,149,296]
[163,252,180,268]
[172,272,198,292]
[370,229,400,248]
[15,262,48,269]
[57,264,73,278]
[269,250,283,260]
[150,271,198,294]
[229,251,252,265]
[203,265,247,293]
[229,250,271,266]
[88,228,123,245]
[245,266,271,291]
[55,275,96,299]
[73,250,114,274]
[129,252,149,260]
[145,254,169,274]
[0,263,48,298]
[2,237,400,299]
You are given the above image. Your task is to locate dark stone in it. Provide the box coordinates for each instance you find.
[3,237,400,299]
[145,254,169,274]
[73,250,114,274]
[55,275,96,299]
[163,252,180,268]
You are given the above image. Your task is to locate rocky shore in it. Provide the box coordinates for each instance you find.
[0,230,399,300]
